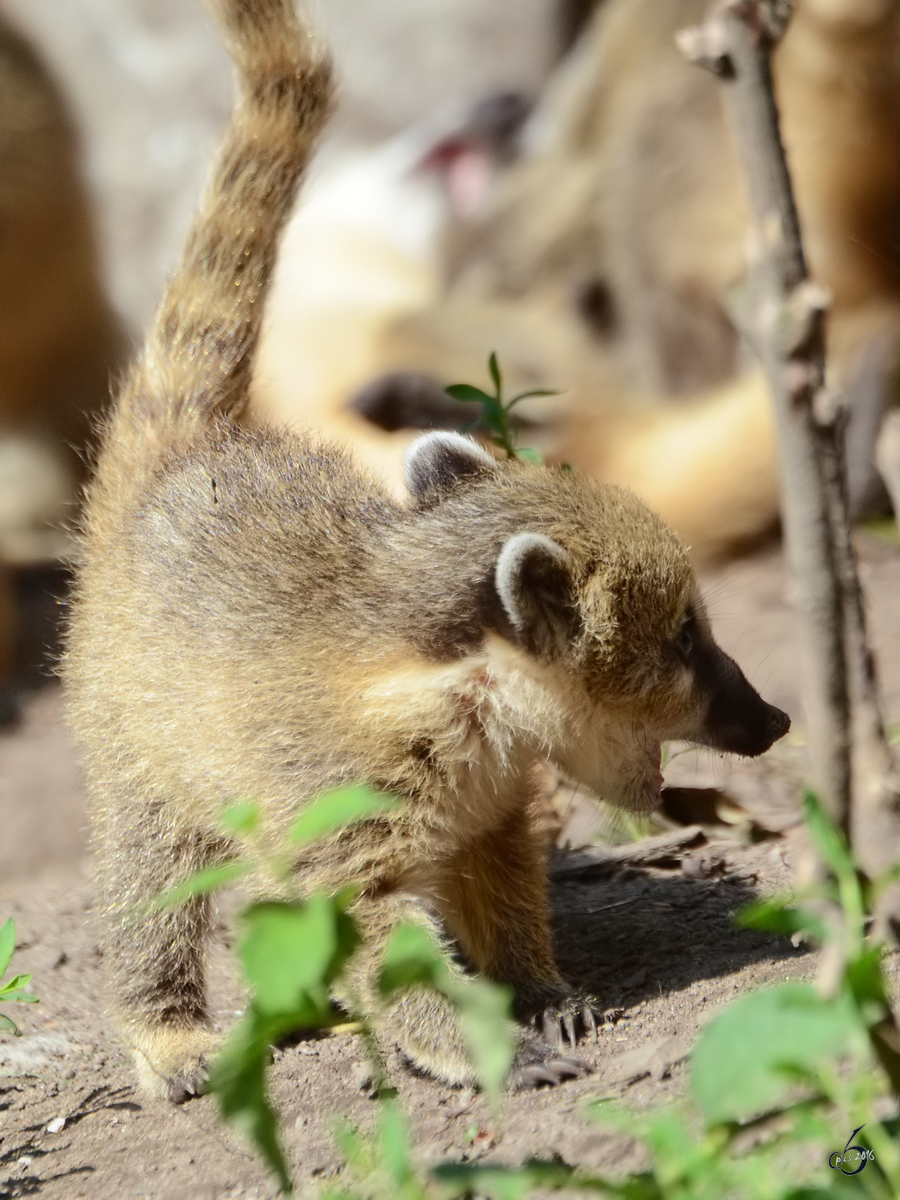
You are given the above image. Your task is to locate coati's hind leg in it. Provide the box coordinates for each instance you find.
[338,894,476,1085]
[438,809,601,1063]
[93,794,225,1102]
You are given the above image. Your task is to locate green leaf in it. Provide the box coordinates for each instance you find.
[845,945,889,1009]
[0,990,38,1004]
[211,892,363,1193]
[238,895,360,1017]
[691,982,860,1125]
[736,896,829,942]
[0,1012,21,1036]
[332,1121,371,1176]
[432,1161,587,1200]
[220,802,261,838]
[803,791,855,884]
[513,447,543,464]
[0,919,15,979]
[488,351,502,397]
[478,395,507,429]
[0,972,38,1004]
[152,860,251,909]
[453,977,515,1099]
[208,1010,293,1194]
[289,785,399,848]
[509,388,559,402]
[378,922,446,996]
[378,1102,412,1187]
[0,973,31,994]
[803,791,866,946]
[445,383,494,405]
[379,925,515,1096]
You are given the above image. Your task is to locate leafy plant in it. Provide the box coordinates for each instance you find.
[0,918,38,1036]
[446,352,554,463]
[323,791,900,1200]
[159,784,515,1195]
[161,777,900,1198]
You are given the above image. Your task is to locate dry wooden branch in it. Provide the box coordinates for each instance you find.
[678,0,900,915]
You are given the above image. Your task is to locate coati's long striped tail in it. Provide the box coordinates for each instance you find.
[111,0,332,450]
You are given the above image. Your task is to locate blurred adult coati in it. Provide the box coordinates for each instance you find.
[0,14,124,713]
[255,0,900,560]
[64,0,789,1103]
[441,0,900,400]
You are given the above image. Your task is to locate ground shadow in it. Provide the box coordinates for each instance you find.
[550,855,808,1008]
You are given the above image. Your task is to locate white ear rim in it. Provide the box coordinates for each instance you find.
[495,532,568,630]
[403,432,496,497]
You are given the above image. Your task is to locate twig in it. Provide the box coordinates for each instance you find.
[677,1,900,909]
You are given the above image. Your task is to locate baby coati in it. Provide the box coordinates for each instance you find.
[64,0,790,1102]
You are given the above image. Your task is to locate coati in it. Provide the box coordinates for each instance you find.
[0,13,125,712]
[64,0,790,1102]
[254,0,900,559]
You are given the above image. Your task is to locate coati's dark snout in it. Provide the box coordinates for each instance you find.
[696,641,790,757]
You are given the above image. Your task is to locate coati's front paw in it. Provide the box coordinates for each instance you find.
[131,1026,221,1103]
[515,985,601,1051]
[530,992,601,1051]
[509,1036,591,1089]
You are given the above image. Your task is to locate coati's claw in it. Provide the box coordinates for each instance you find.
[167,1057,210,1104]
[517,1063,562,1087]
[583,1004,599,1039]
[547,1055,592,1080]
[532,994,602,1050]
[132,1028,219,1103]
[512,1040,592,1089]
[564,1011,577,1048]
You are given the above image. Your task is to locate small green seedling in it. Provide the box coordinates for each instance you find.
[446,352,554,463]
[154,784,514,1195]
[0,918,38,1036]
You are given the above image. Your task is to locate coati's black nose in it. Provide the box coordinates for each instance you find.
[706,696,790,757]
[701,646,791,757]
[768,705,791,743]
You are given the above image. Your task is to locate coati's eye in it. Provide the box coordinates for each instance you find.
[676,619,693,658]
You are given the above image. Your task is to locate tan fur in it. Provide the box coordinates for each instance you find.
[64,0,788,1103]
[0,14,124,700]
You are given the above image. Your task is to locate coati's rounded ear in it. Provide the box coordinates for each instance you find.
[495,533,580,657]
[404,432,496,501]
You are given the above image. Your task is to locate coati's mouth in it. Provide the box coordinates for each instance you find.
[555,717,664,813]
[651,740,664,800]
[601,736,664,814]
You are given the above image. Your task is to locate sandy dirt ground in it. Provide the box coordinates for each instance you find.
[1,533,899,1198]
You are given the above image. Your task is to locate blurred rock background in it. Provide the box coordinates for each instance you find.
[2,0,565,330]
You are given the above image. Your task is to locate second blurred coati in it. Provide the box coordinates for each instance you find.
[0,14,124,710]
[65,0,789,1103]
[254,0,900,560]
